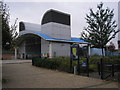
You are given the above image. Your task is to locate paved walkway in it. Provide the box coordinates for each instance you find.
[2,60,118,88]
[2,59,32,64]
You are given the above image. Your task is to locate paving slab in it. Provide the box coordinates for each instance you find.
[2,60,118,88]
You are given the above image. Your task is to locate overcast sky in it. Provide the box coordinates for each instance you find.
[4,0,119,48]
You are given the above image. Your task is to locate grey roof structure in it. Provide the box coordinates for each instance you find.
[41,9,70,25]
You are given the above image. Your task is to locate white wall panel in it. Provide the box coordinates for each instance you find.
[51,42,70,57]
[41,39,49,54]
[41,22,71,40]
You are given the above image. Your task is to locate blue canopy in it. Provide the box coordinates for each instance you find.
[19,31,88,44]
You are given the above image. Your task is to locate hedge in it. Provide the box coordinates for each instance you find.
[32,57,70,72]
[32,55,120,73]
[89,55,120,64]
[32,56,94,73]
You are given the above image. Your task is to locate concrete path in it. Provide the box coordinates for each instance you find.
[2,60,32,64]
[2,60,118,88]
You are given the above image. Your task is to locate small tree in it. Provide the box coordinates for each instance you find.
[108,42,115,52]
[1,2,12,50]
[1,2,18,50]
[81,2,120,56]
[10,18,18,49]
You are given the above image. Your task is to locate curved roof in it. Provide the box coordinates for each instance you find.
[18,31,88,44]
[19,21,41,32]
[41,9,70,26]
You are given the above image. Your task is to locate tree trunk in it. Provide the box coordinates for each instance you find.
[104,47,107,56]
[102,47,104,57]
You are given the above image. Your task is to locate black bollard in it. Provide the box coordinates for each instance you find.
[86,57,89,77]
[77,55,80,74]
[100,58,103,79]
[97,62,101,75]
[112,64,114,77]
[70,57,73,73]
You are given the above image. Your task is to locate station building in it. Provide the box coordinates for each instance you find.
[118,2,120,50]
[16,9,88,59]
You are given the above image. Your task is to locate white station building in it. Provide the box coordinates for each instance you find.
[118,2,120,51]
[16,9,88,59]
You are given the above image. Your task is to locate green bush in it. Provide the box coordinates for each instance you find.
[89,64,97,72]
[89,55,120,64]
[2,78,7,84]
[57,57,70,72]
[32,57,72,72]
[32,55,120,73]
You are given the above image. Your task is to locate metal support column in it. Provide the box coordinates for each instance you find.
[15,47,17,60]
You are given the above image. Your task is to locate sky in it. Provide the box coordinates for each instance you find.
[3,0,120,49]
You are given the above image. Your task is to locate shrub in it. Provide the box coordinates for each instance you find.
[32,57,72,72]
[2,78,7,84]
[89,55,120,64]
[32,55,120,73]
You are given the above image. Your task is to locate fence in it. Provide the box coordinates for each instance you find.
[97,58,120,79]
[2,51,14,60]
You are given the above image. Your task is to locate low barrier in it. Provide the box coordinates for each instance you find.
[97,58,120,79]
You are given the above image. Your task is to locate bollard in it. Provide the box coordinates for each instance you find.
[112,64,114,77]
[97,62,101,75]
[86,57,89,77]
[100,58,103,79]
[74,66,77,75]
[70,57,72,73]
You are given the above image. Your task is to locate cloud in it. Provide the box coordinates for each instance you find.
[4,0,120,2]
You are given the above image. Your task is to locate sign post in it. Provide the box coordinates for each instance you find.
[77,44,80,74]
[70,44,81,74]
[70,46,73,73]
